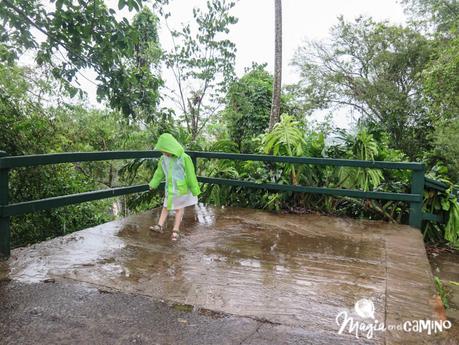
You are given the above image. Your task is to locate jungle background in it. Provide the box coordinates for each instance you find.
[0,0,458,249]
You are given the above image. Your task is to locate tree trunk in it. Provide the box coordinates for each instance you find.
[269,0,282,131]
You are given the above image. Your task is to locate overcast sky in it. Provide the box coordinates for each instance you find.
[223,0,406,84]
[163,0,407,128]
[27,0,408,127]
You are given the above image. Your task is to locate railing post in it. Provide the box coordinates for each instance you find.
[409,166,425,230]
[0,151,10,259]
[190,153,198,173]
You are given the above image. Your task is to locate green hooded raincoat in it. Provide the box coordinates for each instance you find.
[149,133,201,210]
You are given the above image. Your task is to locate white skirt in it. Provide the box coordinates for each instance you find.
[163,192,198,210]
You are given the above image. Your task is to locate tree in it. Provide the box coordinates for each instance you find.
[269,0,282,130]
[55,106,152,188]
[162,0,237,140]
[402,0,459,36]
[401,0,459,179]
[0,61,112,247]
[223,64,274,152]
[0,0,162,121]
[430,118,459,182]
[291,17,433,159]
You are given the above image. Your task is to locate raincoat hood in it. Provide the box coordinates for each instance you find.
[154,133,184,157]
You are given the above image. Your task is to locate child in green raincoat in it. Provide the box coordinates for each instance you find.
[148,133,201,241]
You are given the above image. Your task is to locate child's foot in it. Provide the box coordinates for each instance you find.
[171,230,180,241]
[149,224,164,233]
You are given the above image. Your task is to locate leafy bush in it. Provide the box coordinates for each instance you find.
[194,114,458,248]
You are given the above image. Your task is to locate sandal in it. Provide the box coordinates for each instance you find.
[149,224,164,233]
[171,230,180,241]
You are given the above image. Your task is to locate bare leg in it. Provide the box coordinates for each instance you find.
[150,207,168,233]
[173,208,184,231]
[171,208,184,241]
[158,207,168,227]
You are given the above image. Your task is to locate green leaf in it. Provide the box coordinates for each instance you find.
[441,198,450,211]
[68,86,78,98]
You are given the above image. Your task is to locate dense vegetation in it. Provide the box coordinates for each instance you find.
[1,0,458,249]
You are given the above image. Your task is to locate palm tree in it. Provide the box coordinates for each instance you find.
[269,0,282,130]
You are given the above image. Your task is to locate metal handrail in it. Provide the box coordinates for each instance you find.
[0,150,427,258]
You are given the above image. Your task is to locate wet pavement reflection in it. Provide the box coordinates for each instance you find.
[3,204,455,344]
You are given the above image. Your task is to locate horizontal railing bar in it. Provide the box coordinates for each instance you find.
[0,176,421,218]
[425,177,449,191]
[197,176,422,202]
[0,150,424,170]
[0,184,163,217]
[0,151,162,169]
[188,151,424,170]
[422,212,444,223]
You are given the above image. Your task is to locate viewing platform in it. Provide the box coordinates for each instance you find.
[1,204,456,344]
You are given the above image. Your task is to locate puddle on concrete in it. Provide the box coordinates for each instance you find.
[3,204,453,343]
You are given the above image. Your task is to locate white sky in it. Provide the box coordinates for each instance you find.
[147,0,407,128]
[228,0,406,84]
[22,0,408,128]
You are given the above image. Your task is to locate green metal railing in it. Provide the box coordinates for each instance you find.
[0,150,430,258]
[423,177,458,224]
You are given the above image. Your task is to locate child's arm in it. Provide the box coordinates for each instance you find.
[149,157,165,189]
[184,155,201,196]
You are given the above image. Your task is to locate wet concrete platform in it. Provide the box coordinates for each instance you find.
[1,204,456,344]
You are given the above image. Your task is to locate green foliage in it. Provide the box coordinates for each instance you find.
[444,196,459,248]
[200,115,415,220]
[162,0,237,139]
[263,114,305,156]
[10,165,112,247]
[291,1,458,181]
[337,128,383,191]
[263,114,306,185]
[402,0,459,35]
[223,64,273,152]
[1,0,457,252]
[0,61,134,246]
[0,0,162,120]
[434,276,450,309]
[202,162,240,207]
[422,36,459,122]
[54,106,152,195]
[423,166,459,247]
[421,33,459,182]
[292,16,434,159]
[429,117,459,182]
[0,96,114,247]
[402,0,459,182]
[208,139,240,153]
[222,63,298,152]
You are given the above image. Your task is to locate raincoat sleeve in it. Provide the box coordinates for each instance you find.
[149,157,164,189]
[184,155,201,196]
